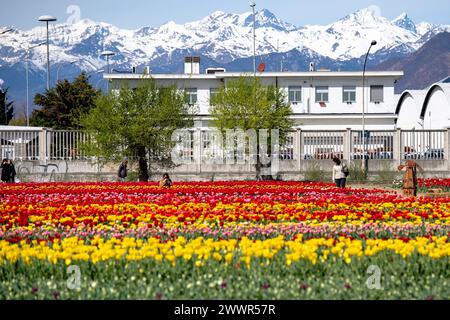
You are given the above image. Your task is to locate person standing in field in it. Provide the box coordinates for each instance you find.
[332,157,347,188]
[118,158,128,182]
[8,159,16,183]
[1,159,9,183]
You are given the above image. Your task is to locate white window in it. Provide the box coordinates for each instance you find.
[288,86,302,103]
[315,86,329,102]
[370,85,384,103]
[186,88,198,105]
[209,88,219,105]
[343,86,356,103]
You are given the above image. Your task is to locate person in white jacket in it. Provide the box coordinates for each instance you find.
[332,157,347,188]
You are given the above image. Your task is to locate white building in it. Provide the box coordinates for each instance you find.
[105,58,403,131]
[396,78,450,130]
[395,90,427,129]
[421,83,450,129]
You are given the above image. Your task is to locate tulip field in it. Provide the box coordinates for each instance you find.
[0,181,449,299]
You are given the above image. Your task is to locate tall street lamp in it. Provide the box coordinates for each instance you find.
[101,51,115,74]
[1,28,13,125]
[57,58,101,82]
[56,60,77,82]
[249,0,256,76]
[101,51,115,92]
[26,42,46,127]
[38,15,57,91]
[0,28,13,35]
[362,40,377,177]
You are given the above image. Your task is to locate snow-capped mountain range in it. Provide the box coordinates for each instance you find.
[0,6,449,108]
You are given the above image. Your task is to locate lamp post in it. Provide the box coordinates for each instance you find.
[249,0,256,76]
[56,60,77,82]
[26,42,46,127]
[362,40,377,177]
[89,69,105,76]
[1,28,13,125]
[57,58,101,82]
[0,28,13,125]
[95,78,107,91]
[0,28,13,35]
[101,51,115,74]
[38,15,57,90]
[90,70,105,91]
[101,51,115,92]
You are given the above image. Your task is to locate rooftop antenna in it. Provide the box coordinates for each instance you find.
[250,0,256,76]
[277,39,283,72]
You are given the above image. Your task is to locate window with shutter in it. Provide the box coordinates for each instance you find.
[370,85,384,102]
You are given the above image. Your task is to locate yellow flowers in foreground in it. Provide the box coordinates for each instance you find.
[1,236,448,267]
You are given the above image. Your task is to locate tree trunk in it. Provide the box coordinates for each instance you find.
[254,137,274,181]
[255,155,262,181]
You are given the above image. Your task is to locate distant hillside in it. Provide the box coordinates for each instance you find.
[375,32,450,93]
[2,6,450,111]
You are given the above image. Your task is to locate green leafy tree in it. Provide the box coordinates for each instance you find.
[80,79,194,176]
[30,72,99,129]
[210,76,293,180]
[0,87,14,125]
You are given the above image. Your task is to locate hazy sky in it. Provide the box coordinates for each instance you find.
[1,0,449,30]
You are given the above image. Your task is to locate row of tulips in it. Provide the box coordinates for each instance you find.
[1,222,449,242]
[418,178,450,190]
[1,235,449,266]
[1,198,449,236]
[1,181,449,299]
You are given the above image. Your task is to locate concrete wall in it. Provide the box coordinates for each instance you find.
[5,127,450,183]
[12,157,450,183]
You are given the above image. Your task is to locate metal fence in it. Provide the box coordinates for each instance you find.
[302,131,345,160]
[0,130,40,160]
[351,130,395,160]
[49,130,92,160]
[401,130,446,160]
[0,128,448,162]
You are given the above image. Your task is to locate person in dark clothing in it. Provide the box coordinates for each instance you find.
[1,159,9,183]
[8,160,16,183]
[138,157,149,182]
[118,158,128,182]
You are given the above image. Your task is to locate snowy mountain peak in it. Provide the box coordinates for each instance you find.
[72,18,97,27]
[254,8,296,31]
[209,11,226,19]
[392,13,417,33]
[340,6,387,26]
[2,6,450,106]
[232,8,296,31]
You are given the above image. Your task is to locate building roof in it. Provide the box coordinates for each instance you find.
[0,126,44,131]
[105,71,404,81]
[395,90,427,115]
[420,83,450,119]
